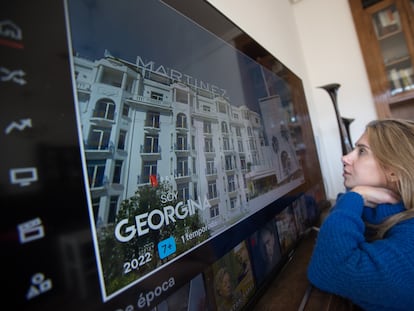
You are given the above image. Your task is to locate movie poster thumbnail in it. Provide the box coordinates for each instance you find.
[274,205,299,255]
[151,273,208,311]
[204,240,256,311]
[305,184,325,224]
[247,219,282,285]
[291,195,309,236]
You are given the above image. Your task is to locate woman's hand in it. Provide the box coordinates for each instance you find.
[350,186,400,207]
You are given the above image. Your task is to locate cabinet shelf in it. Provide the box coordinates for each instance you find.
[385,55,410,67]
[349,0,414,119]
[389,89,414,104]
[377,28,401,40]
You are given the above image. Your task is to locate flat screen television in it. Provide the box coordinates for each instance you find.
[1,1,326,310]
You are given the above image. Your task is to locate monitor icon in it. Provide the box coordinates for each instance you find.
[9,167,38,187]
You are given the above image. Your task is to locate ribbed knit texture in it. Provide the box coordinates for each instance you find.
[307,191,414,311]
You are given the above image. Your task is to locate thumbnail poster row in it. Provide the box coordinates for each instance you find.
[143,191,319,311]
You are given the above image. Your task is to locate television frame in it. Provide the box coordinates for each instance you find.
[1,1,326,310]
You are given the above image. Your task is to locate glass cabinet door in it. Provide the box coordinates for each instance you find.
[371,3,414,96]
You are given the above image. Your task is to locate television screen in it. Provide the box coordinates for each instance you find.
[1,1,326,310]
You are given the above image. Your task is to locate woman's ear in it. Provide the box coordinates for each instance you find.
[386,170,398,183]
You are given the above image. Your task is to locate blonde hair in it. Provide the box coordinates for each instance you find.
[214,267,231,297]
[365,119,414,239]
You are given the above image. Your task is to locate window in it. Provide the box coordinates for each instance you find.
[240,156,246,170]
[122,103,130,117]
[118,130,126,150]
[145,111,160,128]
[203,121,212,134]
[93,98,115,120]
[100,67,122,87]
[221,121,228,133]
[218,102,227,113]
[88,126,111,150]
[204,138,213,152]
[249,139,256,151]
[151,91,163,101]
[238,140,244,152]
[124,76,133,93]
[177,183,189,201]
[223,137,230,151]
[177,157,188,176]
[210,205,219,218]
[192,157,196,174]
[143,134,159,153]
[176,113,187,128]
[252,153,259,165]
[87,160,106,188]
[247,127,252,136]
[176,89,188,104]
[208,181,217,199]
[228,175,236,192]
[176,133,187,151]
[235,127,241,137]
[203,105,210,112]
[108,196,119,223]
[113,160,123,183]
[230,198,237,209]
[142,161,157,183]
[206,160,215,175]
[193,182,198,201]
[225,155,233,171]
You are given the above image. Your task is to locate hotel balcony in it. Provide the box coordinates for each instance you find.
[84,141,114,160]
[90,111,117,127]
[140,145,161,160]
[174,168,191,181]
[173,143,190,154]
[128,95,172,112]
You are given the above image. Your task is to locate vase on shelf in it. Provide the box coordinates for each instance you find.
[318,83,353,156]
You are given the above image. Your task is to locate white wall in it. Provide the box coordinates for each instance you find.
[207,0,378,199]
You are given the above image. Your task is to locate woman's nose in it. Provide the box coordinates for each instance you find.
[342,152,352,165]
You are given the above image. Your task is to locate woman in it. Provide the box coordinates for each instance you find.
[307,119,414,311]
[214,267,242,311]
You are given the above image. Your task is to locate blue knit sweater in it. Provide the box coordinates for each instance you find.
[307,191,414,311]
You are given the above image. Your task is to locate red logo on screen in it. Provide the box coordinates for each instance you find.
[150,175,158,187]
[0,20,24,49]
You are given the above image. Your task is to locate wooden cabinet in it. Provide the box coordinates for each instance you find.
[349,0,414,119]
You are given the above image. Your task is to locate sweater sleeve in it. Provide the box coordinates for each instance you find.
[307,191,414,310]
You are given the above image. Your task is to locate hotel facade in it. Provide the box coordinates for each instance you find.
[72,53,301,234]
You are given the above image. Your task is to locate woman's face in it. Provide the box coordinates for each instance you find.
[219,272,232,298]
[342,132,388,189]
[261,230,275,262]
